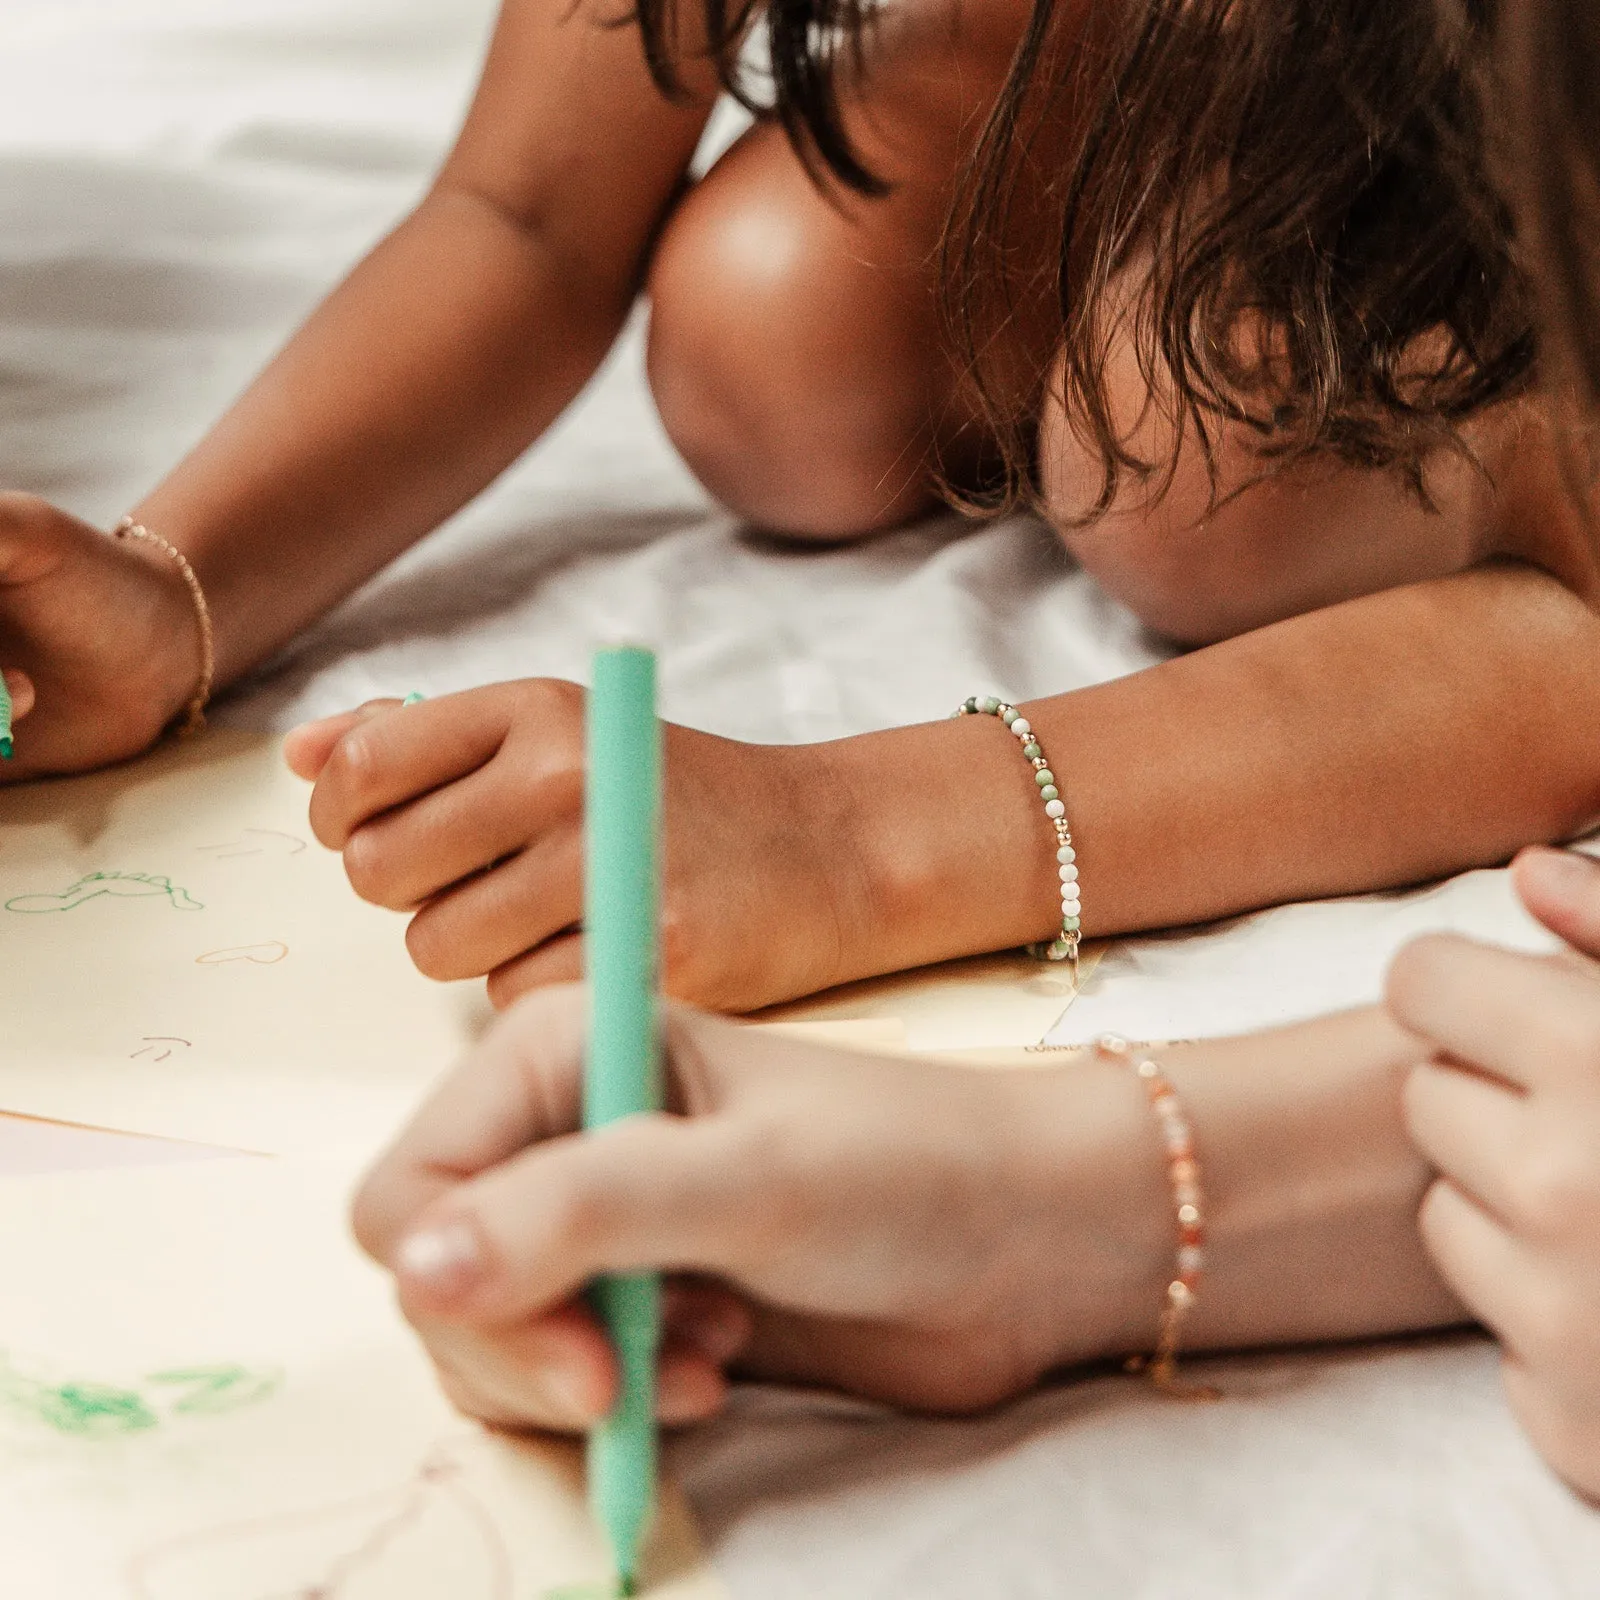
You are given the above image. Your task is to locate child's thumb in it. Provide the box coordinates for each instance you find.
[390,1114,754,1327]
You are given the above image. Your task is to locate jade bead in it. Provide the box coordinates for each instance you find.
[1040,785,1059,801]
[1001,708,1018,726]
[1022,742,1042,760]
[1034,769,1054,788]
[980,696,1000,714]
[1063,915,1081,931]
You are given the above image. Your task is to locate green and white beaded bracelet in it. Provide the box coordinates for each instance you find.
[955,695,1081,971]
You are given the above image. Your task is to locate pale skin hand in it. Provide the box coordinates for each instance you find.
[353,989,1464,1435]
[1388,846,1600,1505]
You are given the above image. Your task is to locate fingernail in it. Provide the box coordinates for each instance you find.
[1524,848,1599,900]
[395,1220,484,1301]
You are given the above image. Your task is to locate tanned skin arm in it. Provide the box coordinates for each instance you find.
[131,0,719,685]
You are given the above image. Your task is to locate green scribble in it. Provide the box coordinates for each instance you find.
[0,1354,278,1438]
[4,870,204,914]
[145,1365,282,1415]
[0,1361,157,1437]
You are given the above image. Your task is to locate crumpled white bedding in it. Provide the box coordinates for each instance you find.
[4,0,1598,1592]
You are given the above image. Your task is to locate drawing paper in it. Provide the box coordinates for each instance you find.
[0,1153,726,1600]
[0,732,494,1152]
[755,943,1105,1049]
[0,731,1100,1155]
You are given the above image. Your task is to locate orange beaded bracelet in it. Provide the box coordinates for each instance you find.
[1096,1034,1221,1401]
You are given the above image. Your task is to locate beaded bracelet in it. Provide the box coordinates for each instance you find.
[1095,1034,1220,1401]
[954,696,1080,973]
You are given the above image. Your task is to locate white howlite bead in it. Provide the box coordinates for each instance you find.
[1044,799,1066,818]
[1058,864,1079,883]
[1010,718,1031,737]
[1061,901,1080,918]
[1177,1245,1205,1275]
[1057,845,1076,863]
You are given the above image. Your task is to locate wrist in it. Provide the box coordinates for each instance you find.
[824,713,1068,975]
[113,524,212,727]
[995,1060,1174,1373]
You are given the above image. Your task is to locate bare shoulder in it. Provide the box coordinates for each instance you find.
[1482,403,1600,608]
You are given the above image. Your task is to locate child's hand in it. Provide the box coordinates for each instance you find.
[0,493,200,777]
[1387,847,1600,1504]
[285,682,881,1012]
[352,986,1151,1431]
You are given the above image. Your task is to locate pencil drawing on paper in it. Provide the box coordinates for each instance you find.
[127,1442,522,1600]
[0,1353,279,1439]
[196,830,308,860]
[4,871,204,914]
[195,942,289,966]
[130,1037,193,1063]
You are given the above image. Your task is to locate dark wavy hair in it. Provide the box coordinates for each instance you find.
[637,0,1538,518]
[1503,0,1600,405]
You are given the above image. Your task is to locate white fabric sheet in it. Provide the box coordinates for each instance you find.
[3,0,1597,1591]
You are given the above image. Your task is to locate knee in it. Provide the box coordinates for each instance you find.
[645,142,935,538]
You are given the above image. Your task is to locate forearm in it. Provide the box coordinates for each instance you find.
[1031,1006,1465,1369]
[131,187,635,685]
[840,562,1600,970]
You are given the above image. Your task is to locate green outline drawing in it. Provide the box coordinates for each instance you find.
[4,871,204,914]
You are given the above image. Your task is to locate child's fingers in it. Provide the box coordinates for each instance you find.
[391,1112,757,1327]
[283,700,399,780]
[656,1340,733,1425]
[1514,848,1600,964]
[421,1298,616,1428]
[2,668,35,721]
[341,759,540,912]
[421,1304,737,1433]
[485,931,586,1010]
[1417,1177,1536,1356]
[307,690,519,847]
[1386,934,1598,1091]
[352,985,590,1261]
[404,838,581,983]
[664,1277,755,1367]
[1402,1059,1527,1226]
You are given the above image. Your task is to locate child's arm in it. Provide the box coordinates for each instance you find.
[0,0,716,775]
[353,987,1461,1427]
[286,558,1600,1013]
